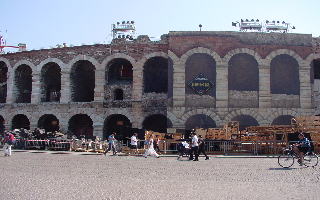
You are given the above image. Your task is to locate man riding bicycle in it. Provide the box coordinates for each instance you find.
[293,133,311,165]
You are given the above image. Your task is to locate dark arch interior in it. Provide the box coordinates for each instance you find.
[15,65,32,103]
[231,115,259,131]
[0,62,8,103]
[143,57,168,93]
[142,114,172,133]
[41,63,61,102]
[107,58,133,84]
[12,114,30,130]
[68,114,93,139]
[271,115,294,125]
[71,61,95,102]
[38,114,59,132]
[185,114,216,130]
[103,114,132,140]
[270,54,300,95]
[168,58,174,98]
[0,115,5,135]
[114,89,123,100]
[186,53,216,96]
[311,59,320,83]
[228,53,259,91]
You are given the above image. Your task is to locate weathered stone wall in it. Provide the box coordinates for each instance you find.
[228,90,258,108]
[271,94,300,108]
[185,94,216,108]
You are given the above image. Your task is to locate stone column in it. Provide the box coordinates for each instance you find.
[132,63,143,101]
[216,64,228,108]
[300,64,312,109]
[94,68,104,102]
[173,62,185,107]
[132,102,143,129]
[60,69,71,103]
[93,122,103,138]
[259,65,271,108]
[31,72,40,104]
[6,68,14,104]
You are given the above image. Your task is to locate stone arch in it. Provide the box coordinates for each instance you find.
[185,114,217,130]
[308,54,320,84]
[12,114,30,130]
[13,60,36,71]
[101,53,136,72]
[180,47,222,66]
[271,115,295,125]
[142,114,172,133]
[224,109,264,125]
[223,48,263,65]
[138,52,168,68]
[68,114,93,139]
[265,49,304,66]
[181,109,222,127]
[14,64,32,103]
[143,56,168,93]
[0,59,8,103]
[68,55,99,72]
[105,58,133,83]
[70,60,95,102]
[37,58,65,72]
[40,62,61,102]
[103,114,132,139]
[37,114,60,132]
[231,114,259,131]
[266,109,298,125]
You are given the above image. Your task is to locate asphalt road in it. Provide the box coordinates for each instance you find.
[0,151,319,200]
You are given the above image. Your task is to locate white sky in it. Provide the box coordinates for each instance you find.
[1,0,319,51]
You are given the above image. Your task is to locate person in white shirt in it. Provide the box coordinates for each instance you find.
[130,133,138,154]
[143,134,160,158]
[189,132,199,161]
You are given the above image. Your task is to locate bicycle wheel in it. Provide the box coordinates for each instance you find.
[303,153,319,167]
[278,152,294,168]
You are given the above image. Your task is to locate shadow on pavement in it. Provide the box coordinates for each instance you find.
[269,167,297,170]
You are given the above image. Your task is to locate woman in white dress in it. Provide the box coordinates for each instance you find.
[143,134,160,158]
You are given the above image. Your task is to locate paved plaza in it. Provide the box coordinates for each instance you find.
[1,151,320,200]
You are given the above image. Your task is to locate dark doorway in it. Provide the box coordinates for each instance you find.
[38,114,60,132]
[103,114,132,140]
[68,114,93,139]
[231,115,259,131]
[271,115,294,125]
[185,114,216,130]
[0,61,8,103]
[311,59,320,83]
[12,114,30,130]
[114,89,124,100]
[142,114,172,133]
[41,63,61,102]
[70,61,95,102]
[143,57,168,93]
[15,65,32,103]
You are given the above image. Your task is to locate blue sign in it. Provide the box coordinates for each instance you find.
[188,73,214,95]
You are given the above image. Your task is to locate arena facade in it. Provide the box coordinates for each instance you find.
[0,31,320,139]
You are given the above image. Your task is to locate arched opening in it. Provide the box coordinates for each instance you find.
[0,115,5,135]
[70,60,95,102]
[12,114,30,130]
[68,114,93,139]
[271,115,294,125]
[0,61,8,103]
[185,53,216,107]
[38,114,60,132]
[228,53,259,108]
[231,115,259,131]
[311,59,320,108]
[40,62,61,102]
[270,54,300,107]
[103,114,132,140]
[106,58,133,84]
[15,65,32,103]
[168,58,174,100]
[114,89,123,100]
[143,57,168,93]
[142,114,172,133]
[185,114,216,130]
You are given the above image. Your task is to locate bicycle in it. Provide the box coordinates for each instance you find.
[278,145,318,168]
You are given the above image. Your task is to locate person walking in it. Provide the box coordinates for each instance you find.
[154,135,161,154]
[3,132,15,157]
[189,132,199,161]
[143,134,160,158]
[130,133,138,154]
[198,135,209,160]
[104,132,117,155]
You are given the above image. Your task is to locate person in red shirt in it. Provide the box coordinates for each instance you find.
[3,132,15,156]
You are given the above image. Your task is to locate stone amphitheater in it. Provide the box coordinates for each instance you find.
[0,31,320,139]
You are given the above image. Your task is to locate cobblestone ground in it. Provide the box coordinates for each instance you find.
[0,151,320,200]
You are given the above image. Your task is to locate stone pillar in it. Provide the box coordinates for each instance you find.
[216,64,228,108]
[132,102,143,129]
[6,68,14,104]
[300,64,312,109]
[132,63,143,101]
[31,72,40,104]
[173,62,185,107]
[93,122,103,138]
[259,65,271,108]
[94,68,104,102]
[30,123,37,131]
[60,69,71,103]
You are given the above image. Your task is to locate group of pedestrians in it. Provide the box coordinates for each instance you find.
[178,132,209,161]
